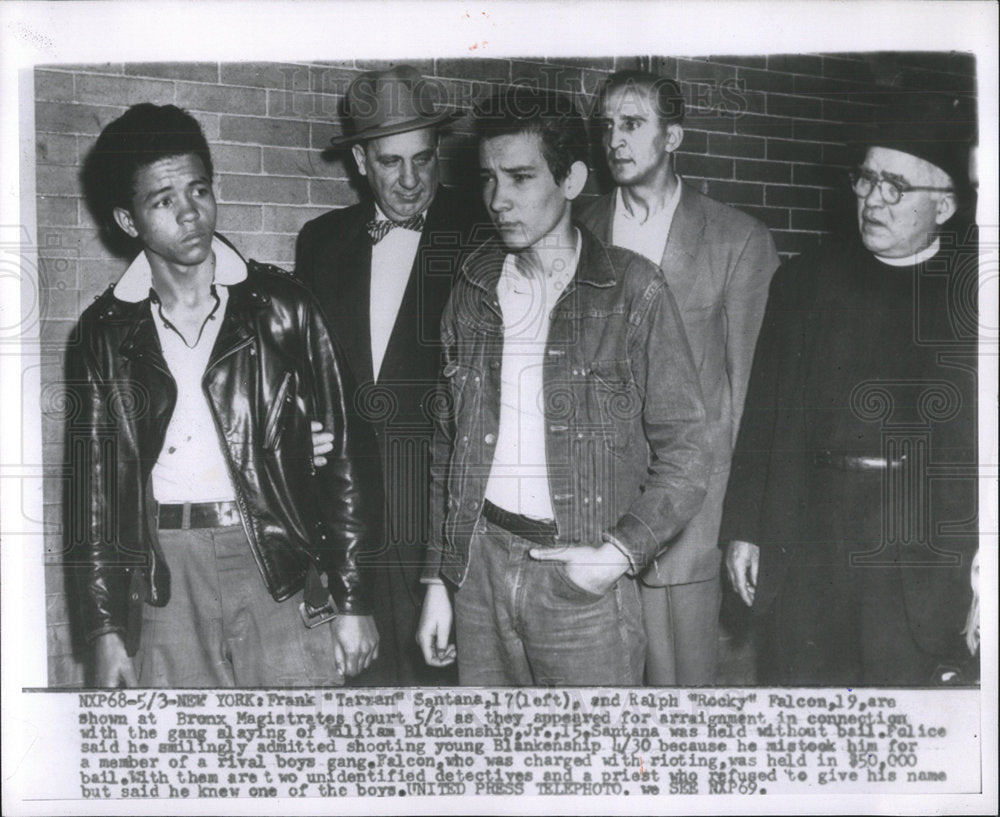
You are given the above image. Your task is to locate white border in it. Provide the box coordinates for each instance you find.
[2,1,997,815]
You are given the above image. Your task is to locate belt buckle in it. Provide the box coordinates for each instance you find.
[299,597,339,629]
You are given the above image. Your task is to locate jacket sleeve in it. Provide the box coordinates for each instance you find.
[422,295,458,583]
[293,220,318,288]
[64,320,133,644]
[718,259,799,548]
[605,272,711,571]
[304,295,384,614]
[724,220,780,444]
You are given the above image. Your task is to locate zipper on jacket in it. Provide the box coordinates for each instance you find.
[263,371,293,451]
[200,338,270,589]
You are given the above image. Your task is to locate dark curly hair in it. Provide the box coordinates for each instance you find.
[83,103,213,249]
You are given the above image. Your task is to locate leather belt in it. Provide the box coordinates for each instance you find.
[482,499,557,547]
[813,450,906,471]
[158,501,241,529]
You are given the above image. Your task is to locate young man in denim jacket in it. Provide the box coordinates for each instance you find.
[417,87,710,685]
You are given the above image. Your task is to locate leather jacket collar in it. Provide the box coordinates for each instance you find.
[113,235,248,302]
[99,245,271,372]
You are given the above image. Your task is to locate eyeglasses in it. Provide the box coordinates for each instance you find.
[849,168,954,205]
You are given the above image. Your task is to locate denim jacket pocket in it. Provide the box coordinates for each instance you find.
[588,359,640,456]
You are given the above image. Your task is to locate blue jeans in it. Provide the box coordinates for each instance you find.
[454,519,645,685]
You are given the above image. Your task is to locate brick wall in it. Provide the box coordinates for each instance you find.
[35,53,976,686]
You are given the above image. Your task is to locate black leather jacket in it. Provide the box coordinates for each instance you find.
[65,251,382,654]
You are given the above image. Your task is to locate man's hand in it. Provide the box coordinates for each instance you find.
[330,614,379,677]
[311,421,334,468]
[529,541,630,597]
[725,540,759,607]
[94,632,137,687]
[416,583,456,667]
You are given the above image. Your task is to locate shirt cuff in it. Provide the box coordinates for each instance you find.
[602,532,638,576]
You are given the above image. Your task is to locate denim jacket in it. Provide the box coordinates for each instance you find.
[424,226,710,587]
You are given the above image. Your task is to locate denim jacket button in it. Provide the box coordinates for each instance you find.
[484,433,496,445]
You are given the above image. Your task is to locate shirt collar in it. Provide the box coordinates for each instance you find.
[615,175,683,225]
[113,236,247,303]
[874,238,941,267]
[373,202,429,224]
[501,228,581,293]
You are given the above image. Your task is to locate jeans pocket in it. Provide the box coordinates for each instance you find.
[550,562,609,603]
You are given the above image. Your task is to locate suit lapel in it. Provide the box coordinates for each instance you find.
[336,209,376,385]
[378,189,454,383]
[658,183,705,309]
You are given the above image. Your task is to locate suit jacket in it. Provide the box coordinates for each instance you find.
[295,186,482,575]
[578,181,779,585]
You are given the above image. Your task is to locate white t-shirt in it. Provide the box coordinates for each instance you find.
[484,233,581,521]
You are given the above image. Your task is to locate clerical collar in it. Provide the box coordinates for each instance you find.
[875,238,941,267]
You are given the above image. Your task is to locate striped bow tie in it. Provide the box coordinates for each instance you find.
[366,213,425,244]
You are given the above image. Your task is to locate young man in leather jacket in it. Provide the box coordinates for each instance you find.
[66,103,382,687]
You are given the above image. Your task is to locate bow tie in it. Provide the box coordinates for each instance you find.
[366,213,425,244]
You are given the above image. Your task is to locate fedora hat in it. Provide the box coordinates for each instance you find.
[329,65,457,147]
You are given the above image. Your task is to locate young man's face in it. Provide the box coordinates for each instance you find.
[480,131,575,252]
[353,128,439,222]
[600,84,676,188]
[856,147,955,258]
[114,153,216,271]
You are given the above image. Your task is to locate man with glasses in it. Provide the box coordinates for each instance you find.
[719,91,978,685]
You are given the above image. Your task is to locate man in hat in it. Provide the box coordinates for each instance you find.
[577,70,780,686]
[68,103,381,687]
[416,87,710,686]
[296,65,481,685]
[720,91,978,685]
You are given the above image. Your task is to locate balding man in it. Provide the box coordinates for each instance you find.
[578,71,779,686]
[296,66,480,685]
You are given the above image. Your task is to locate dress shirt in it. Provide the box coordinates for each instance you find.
[369,203,424,380]
[484,232,581,520]
[611,178,683,265]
